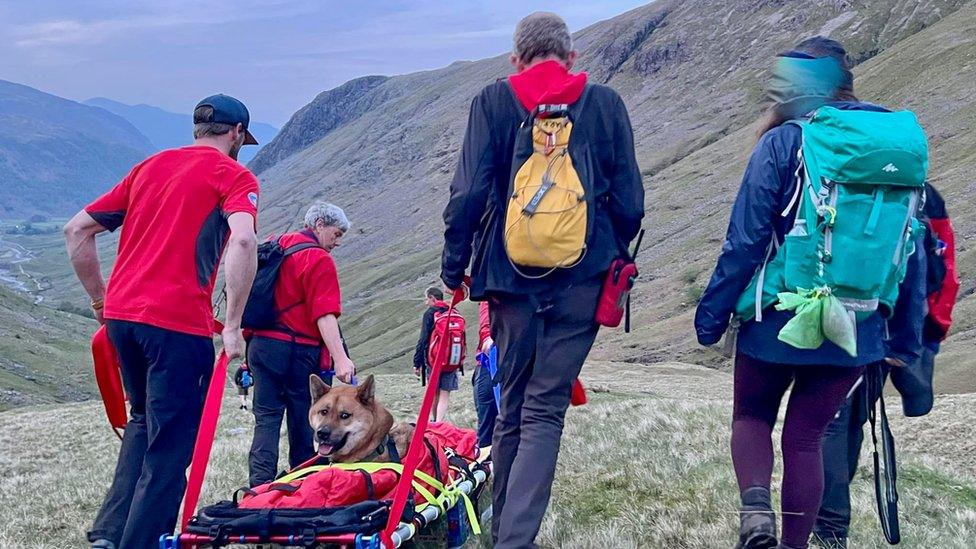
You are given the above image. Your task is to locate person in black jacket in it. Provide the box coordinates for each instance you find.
[813,184,957,548]
[413,286,458,422]
[440,12,644,548]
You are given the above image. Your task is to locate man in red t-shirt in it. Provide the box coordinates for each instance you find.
[63,94,260,549]
[246,201,355,486]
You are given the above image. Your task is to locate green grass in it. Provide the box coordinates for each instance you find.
[1,364,974,548]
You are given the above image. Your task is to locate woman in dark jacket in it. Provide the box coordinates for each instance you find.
[694,37,925,549]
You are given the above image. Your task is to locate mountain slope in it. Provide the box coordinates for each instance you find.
[83,97,279,165]
[0,80,154,219]
[248,0,975,389]
[0,284,97,411]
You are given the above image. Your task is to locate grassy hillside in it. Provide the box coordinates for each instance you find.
[0,284,97,411]
[1,362,973,548]
[238,0,976,392]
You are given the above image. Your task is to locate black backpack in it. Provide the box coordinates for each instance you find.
[242,237,319,330]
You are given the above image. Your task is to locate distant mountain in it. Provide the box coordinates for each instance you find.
[0,80,155,219]
[83,97,278,165]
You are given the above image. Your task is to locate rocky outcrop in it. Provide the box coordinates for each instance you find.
[248,75,390,175]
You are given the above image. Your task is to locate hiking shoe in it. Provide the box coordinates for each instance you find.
[91,540,116,549]
[733,505,778,549]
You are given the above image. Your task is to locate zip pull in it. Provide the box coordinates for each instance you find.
[544,132,556,155]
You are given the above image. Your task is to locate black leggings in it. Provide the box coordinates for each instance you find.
[731,353,864,548]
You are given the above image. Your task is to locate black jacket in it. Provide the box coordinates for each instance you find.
[440,80,645,298]
[413,303,448,368]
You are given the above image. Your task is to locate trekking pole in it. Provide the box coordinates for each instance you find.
[625,228,645,334]
[870,367,901,545]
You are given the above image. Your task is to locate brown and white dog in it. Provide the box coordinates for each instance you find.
[309,374,413,463]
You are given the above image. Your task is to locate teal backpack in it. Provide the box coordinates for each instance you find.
[734,106,929,356]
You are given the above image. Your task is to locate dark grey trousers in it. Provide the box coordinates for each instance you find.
[247,336,322,487]
[489,280,601,549]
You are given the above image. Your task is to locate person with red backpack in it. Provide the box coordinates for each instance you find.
[243,201,355,487]
[413,286,463,422]
[813,183,958,548]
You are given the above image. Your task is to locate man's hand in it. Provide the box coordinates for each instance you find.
[445,282,469,303]
[222,325,246,360]
[94,308,105,325]
[481,336,494,354]
[334,355,355,384]
[414,366,422,378]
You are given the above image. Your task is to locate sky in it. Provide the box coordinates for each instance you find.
[0,1,648,126]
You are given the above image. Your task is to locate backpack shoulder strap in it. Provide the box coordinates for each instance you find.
[566,83,592,119]
[282,242,320,257]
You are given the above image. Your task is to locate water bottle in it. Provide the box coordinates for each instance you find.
[445,500,469,548]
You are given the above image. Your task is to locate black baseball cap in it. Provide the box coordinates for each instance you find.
[193,94,258,145]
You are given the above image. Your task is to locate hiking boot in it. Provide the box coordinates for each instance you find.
[91,540,116,549]
[734,487,777,549]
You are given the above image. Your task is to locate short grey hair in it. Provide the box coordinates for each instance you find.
[303,201,350,232]
[513,12,573,64]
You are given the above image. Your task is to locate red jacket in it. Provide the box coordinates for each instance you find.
[478,301,491,351]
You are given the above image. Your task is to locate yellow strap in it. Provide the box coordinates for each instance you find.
[277,462,486,536]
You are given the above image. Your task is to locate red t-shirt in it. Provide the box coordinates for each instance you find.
[86,146,259,337]
[252,230,342,345]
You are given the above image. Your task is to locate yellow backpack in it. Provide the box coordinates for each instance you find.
[504,98,590,276]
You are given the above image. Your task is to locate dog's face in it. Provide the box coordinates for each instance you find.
[309,374,385,461]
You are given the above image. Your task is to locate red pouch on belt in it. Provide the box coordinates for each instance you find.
[595,259,638,328]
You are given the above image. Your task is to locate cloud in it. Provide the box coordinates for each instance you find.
[12,1,318,48]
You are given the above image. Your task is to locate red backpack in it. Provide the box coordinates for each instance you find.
[428,306,467,373]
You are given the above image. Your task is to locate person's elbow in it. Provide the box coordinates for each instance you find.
[228,229,257,253]
[63,213,95,248]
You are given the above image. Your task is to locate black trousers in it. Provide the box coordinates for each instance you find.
[88,320,214,549]
[247,336,323,487]
[489,280,601,549]
[814,362,892,542]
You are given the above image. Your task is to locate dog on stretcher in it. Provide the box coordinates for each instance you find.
[308,374,414,463]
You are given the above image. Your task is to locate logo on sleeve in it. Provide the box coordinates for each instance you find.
[248,192,259,208]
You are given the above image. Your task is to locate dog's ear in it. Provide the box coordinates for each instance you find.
[356,374,375,405]
[310,374,330,402]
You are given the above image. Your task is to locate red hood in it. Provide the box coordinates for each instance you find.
[508,60,588,112]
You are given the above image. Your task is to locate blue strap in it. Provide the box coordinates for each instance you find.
[488,345,501,411]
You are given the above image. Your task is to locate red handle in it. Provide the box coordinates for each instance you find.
[180,351,230,529]
[381,276,470,545]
